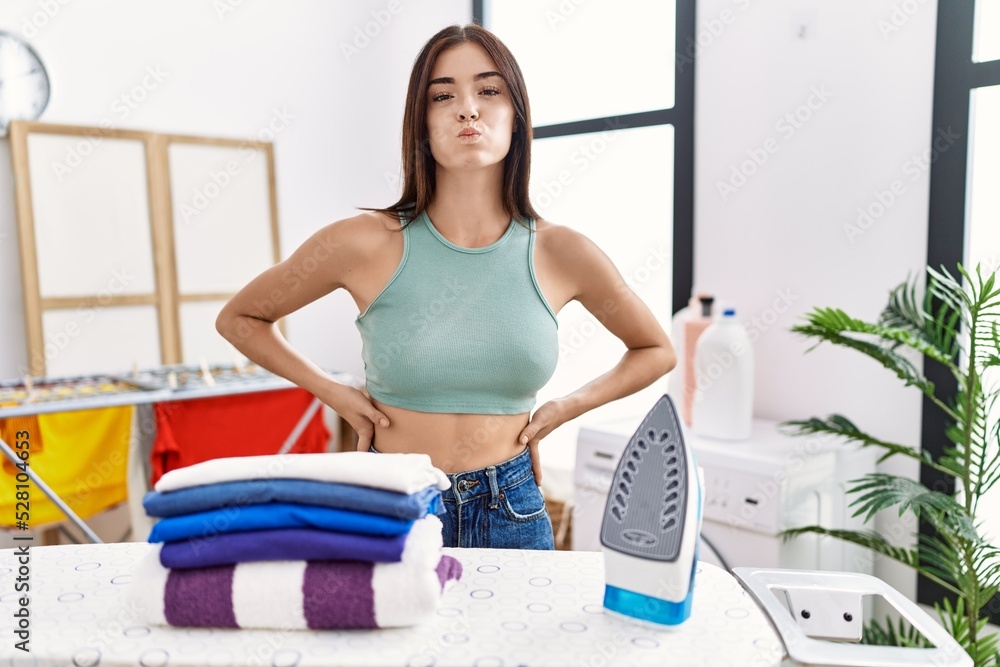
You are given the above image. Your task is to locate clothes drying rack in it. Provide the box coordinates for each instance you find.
[0,364,353,544]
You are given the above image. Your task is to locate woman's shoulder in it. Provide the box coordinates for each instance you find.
[347,209,406,230]
[361,209,407,233]
[304,211,403,275]
[532,216,615,284]
[532,216,593,258]
[340,210,405,249]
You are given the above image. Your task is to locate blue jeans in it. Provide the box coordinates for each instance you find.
[369,444,554,550]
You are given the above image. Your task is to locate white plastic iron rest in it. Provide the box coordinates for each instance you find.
[599,393,973,666]
[733,567,972,667]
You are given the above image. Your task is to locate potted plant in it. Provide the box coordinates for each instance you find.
[778,263,1000,667]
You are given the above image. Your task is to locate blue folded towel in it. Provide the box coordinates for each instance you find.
[147,502,414,543]
[143,478,444,521]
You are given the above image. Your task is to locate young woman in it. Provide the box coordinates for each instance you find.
[216,23,676,550]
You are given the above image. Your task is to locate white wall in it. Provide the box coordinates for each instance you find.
[0,0,470,380]
[695,0,938,600]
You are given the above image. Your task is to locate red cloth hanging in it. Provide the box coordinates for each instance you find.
[150,388,329,486]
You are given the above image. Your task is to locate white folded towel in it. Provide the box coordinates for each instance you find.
[154,450,450,495]
[125,516,463,630]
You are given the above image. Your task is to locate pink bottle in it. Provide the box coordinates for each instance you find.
[682,295,715,426]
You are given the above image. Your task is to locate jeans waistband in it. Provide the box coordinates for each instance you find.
[370,444,534,505]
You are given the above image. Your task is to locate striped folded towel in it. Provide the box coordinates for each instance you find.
[127,516,463,629]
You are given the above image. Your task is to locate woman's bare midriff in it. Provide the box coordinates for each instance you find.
[369,397,529,473]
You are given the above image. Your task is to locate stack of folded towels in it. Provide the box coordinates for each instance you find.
[125,451,462,630]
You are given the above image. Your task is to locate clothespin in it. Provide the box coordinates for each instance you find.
[199,356,216,387]
[23,374,38,404]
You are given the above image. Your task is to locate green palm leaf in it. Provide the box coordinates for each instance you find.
[847,474,976,538]
[937,597,1000,667]
[941,397,1000,506]
[927,265,974,324]
[792,313,936,394]
[863,615,934,648]
[916,531,959,572]
[781,526,917,566]
[880,271,960,361]
[778,415,954,475]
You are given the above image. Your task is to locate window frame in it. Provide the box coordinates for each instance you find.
[473,0,696,316]
[922,0,1000,622]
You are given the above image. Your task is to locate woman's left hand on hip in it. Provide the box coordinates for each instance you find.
[517,398,568,485]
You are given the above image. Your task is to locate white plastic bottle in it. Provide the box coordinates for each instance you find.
[692,308,754,440]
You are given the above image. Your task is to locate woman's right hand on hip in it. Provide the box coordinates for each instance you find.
[321,381,390,452]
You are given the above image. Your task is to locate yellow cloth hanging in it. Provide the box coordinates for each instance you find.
[0,406,133,527]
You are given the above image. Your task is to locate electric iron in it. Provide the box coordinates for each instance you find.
[599,393,702,626]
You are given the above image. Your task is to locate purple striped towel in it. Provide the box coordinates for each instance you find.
[126,528,463,629]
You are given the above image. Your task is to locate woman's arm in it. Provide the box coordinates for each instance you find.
[215,213,393,448]
[549,226,678,423]
[516,224,677,483]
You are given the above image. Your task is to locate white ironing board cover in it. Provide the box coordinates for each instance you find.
[0,542,783,666]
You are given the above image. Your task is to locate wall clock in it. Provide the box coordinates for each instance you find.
[0,30,50,137]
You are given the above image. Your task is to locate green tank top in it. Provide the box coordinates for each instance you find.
[354,208,559,414]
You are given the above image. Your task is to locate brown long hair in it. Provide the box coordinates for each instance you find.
[357,23,539,232]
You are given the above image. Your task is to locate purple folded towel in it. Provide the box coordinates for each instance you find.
[160,526,408,569]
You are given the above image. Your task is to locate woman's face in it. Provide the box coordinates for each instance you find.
[425,41,516,172]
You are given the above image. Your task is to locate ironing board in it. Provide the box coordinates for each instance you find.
[0,542,784,666]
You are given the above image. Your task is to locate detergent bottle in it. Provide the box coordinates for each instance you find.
[692,308,754,440]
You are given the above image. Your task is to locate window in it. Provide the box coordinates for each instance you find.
[484,1,676,125]
[477,0,694,475]
[973,0,1000,62]
[923,0,1000,621]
